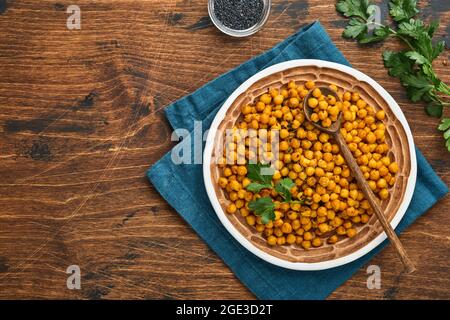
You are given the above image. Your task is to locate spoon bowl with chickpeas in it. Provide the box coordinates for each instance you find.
[304,86,415,273]
[204,60,417,271]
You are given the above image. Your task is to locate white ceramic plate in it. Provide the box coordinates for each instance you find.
[203,59,417,270]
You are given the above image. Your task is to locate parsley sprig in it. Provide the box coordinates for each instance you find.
[336,0,450,151]
[438,118,450,152]
[245,163,304,224]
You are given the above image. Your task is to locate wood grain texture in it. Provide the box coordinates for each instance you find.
[0,0,448,300]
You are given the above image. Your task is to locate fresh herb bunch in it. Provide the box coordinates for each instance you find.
[246,163,304,224]
[336,0,450,151]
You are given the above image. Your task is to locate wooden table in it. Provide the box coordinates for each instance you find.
[0,0,448,300]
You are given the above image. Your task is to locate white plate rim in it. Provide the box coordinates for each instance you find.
[203,59,417,271]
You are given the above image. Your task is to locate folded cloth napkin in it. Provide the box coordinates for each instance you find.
[147,21,448,299]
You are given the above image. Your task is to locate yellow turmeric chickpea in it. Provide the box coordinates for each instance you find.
[273,227,283,236]
[260,113,269,124]
[329,84,338,92]
[312,237,323,247]
[308,97,319,108]
[351,92,360,102]
[374,129,385,141]
[327,235,338,244]
[361,214,370,224]
[223,167,232,177]
[389,162,399,173]
[256,224,265,233]
[356,99,367,108]
[237,189,247,199]
[279,140,289,151]
[269,88,279,97]
[246,215,256,226]
[267,235,277,245]
[343,110,353,121]
[287,211,298,220]
[237,166,247,176]
[289,97,300,107]
[284,153,292,164]
[273,95,284,105]
[379,188,389,200]
[304,150,314,160]
[256,102,265,112]
[366,132,376,144]
[273,109,283,119]
[303,231,313,241]
[291,138,300,149]
[288,80,297,89]
[318,223,329,233]
[227,203,237,214]
[312,88,321,98]
[280,128,289,139]
[319,102,329,112]
[301,240,311,249]
[376,110,386,120]
[277,236,286,245]
[322,118,332,128]
[242,104,253,115]
[318,110,328,121]
[336,226,346,235]
[286,233,296,244]
[229,180,241,191]
[377,178,387,189]
[305,80,315,89]
[346,228,357,238]
[328,106,339,116]
[312,193,321,203]
[327,95,337,105]
[283,112,293,121]
[240,208,249,217]
[319,176,329,187]
[260,93,272,104]
[340,188,349,198]
[291,219,301,230]
[319,194,330,203]
[218,177,228,188]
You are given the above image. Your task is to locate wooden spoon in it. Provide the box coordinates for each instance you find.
[303,87,416,273]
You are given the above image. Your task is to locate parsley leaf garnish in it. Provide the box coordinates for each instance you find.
[248,197,275,224]
[336,0,370,19]
[275,178,296,202]
[438,118,450,152]
[246,182,273,193]
[389,0,419,22]
[246,163,274,185]
[245,162,304,223]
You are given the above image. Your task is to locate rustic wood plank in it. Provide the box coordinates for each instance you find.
[0,0,448,299]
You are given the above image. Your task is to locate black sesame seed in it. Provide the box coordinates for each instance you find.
[213,0,265,31]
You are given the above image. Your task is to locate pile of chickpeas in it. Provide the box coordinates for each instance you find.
[307,88,340,127]
[217,80,399,249]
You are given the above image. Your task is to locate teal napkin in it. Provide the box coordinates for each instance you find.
[147,22,448,299]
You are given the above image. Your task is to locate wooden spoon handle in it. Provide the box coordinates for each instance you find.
[333,132,416,273]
